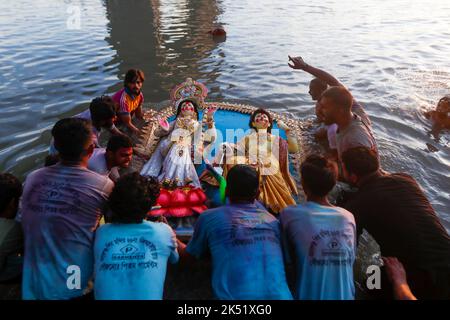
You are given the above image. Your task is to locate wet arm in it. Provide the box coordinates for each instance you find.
[108,125,126,137]
[119,114,140,135]
[134,105,144,120]
[302,63,342,87]
[382,257,417,300]
[289,56,342,87]
[176,239,197,264]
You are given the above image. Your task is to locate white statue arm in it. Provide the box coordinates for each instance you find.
[202,105,218,143]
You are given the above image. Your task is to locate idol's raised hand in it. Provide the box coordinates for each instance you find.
[158,117,170,131]
[288,55,308,70]
[277,120,290,132]
[205,104,218,119]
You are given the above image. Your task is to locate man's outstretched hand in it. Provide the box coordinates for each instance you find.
[288,55,308,70]
[382,257,417,300]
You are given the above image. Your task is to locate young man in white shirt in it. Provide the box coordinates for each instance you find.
[88,135,133,182]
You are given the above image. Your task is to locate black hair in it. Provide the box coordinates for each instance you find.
[249,108,273,133]
[51,118,93,161]
[44,154,60,167]
[226,165,259,201]
[109,173,160,224]
[300,155,337,197]
[89,96,116,124]
[0,173,22,214]
[124,69,145,86]
[176,99,199,120]
[106,135,133,153]
[341,146,379,177]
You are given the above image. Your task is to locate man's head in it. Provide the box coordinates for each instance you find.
[341,146,380,186]
[44,154,60,167]
[318,86,353,125]
[309,78,328,101]
[124,69,145,96]
[249,108,273,133]
[437,95,450,113]
[226,165,260,203]
[52,118,94,163]
[89,96,116,129]
[109,172,160,224]
[300,155,337,199]
[106,135,133,168]
[0,173,22,219]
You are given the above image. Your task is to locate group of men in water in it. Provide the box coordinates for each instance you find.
[0,59,449,300]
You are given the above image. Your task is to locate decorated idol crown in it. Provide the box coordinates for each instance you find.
[171,78,209,110]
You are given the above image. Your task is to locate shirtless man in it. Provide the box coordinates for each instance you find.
[424,95,450,136]
[288,56,371,155]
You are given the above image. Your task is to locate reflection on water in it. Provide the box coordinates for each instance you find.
[0,0,449,230]
[105,0,224,101]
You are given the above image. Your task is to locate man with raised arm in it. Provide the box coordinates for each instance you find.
[288,56,371,154]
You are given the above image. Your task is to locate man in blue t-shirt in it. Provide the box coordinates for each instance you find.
[93,173,179,300]
[20,118,114,300]
[178,164,293,300]
[280,155,356,300]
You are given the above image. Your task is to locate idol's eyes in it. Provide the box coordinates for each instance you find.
[181,103,194,111]
[255,114,268,122]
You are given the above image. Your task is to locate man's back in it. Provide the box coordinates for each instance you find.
[280,202,356,300]
[346,173,450,268]
[186,202,292,300]
[94,221,178,300]
[336,114,377,159]
[345,173,450,298]
[20,163,114,299]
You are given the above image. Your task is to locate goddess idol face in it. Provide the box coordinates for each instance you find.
[253,112,270,130]
[180,101,196,117]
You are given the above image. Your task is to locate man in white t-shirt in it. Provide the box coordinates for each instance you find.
[288,56,371,154]
[88,135,133,182]
[280,155,356,300]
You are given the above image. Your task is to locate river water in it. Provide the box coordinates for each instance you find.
[0,0,449,230]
